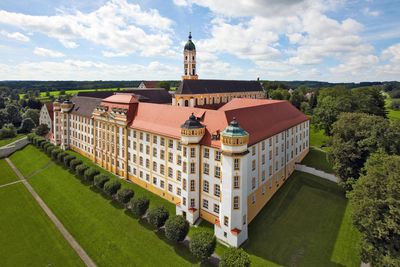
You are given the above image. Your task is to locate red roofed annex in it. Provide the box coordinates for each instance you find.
[50,32,309,247]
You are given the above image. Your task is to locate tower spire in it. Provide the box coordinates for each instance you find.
[182,31,198,80]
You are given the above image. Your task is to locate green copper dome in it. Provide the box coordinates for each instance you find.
[181,113,203,129]
[184,32,196,51]
[222,118,249,137]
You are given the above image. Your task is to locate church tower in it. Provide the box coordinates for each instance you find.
[182,32,198,80]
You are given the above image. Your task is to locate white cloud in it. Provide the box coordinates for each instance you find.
[0,30,30,42]
[33,47,65,58]
[330,55,379,74]
[0,0,174,57]
[363,7,380,17]
[0,60,180,80]
[382,44,400,62]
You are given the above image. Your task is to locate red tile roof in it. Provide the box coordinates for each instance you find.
[129,98,308,148]
[45,102,54,121]
[102,93,139,104]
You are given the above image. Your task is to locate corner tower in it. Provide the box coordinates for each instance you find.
[182,32,198,80]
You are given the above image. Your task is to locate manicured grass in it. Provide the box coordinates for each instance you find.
[242,171,361,267]
[67,149,176,214]
[301,147,334,173]
[10,146,203,266]
[0,134,26,147]
[0,159,19,185]
[9,145,52,178]
[384,95,400,121]
[309,125,330,150]
[0,183,83,266]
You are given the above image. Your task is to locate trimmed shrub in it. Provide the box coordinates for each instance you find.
[36,138,45,147]
[83,168,99,183]
[103,180,121,196]
[63,155,75,168]
[43,142,51,151]
[57,152,67,164]
[27,133,35,142]
[51,149,62,160]
[189,231,216,261]
[129,197,150,218]
[75,164,89,178]
[69,159,83,172]
[116,188,134,205]
[41,141,49,150]
[219,248,251,267]
[165,215,189,242]
[94,174,110,189]
[146,206,169,229]
[46,145,55,155]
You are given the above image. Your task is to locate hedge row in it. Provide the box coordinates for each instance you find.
[28,135,248,265]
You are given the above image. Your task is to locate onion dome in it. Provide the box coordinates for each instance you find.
[184,32,196,51]
[222,118,248,137]
[181,113,203,129]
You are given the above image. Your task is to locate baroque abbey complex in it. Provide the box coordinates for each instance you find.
[43,33,309,247]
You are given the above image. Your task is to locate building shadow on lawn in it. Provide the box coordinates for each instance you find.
[242,172,347,267]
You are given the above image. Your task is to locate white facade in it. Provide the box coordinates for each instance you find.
[39,104,52,131]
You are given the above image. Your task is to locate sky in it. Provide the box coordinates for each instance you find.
[0,0,399,82]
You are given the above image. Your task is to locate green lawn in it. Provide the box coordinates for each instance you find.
[0,159,19,185]
[301,147,334,173]
[0,134,26,147]
[10,146,202,266]
[0,183,83,267]
[309,125,330,150]
[384,95,400,121]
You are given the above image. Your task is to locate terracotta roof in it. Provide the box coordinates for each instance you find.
[70,96,103,118]
[129,98,308,148]
[142,81,159,88]
[102,93,138,104]
[176,79,264,95]
[45,102,54,121]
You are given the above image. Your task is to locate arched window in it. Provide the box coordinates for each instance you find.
[184,100,189,106]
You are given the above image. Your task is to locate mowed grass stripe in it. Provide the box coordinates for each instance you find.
[0,159,19,186]
[11,146,201,266]
[0,183,84,267]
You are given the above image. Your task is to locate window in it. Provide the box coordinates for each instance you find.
[215,151,221,161]
[262,170,266,181]
[203,163,209,175]
[215,166,221,178]
[153,148,157,157]
[168,140,173,148]
[203,199,209,209]
[140,143,143,152]
[177,170,181,181]
[140,132,143,140]
[190,180,195,191]
[262,141,265,150]
[203,181,209,193]
[190,162,195,174]
[168,184,173,192]
[234,158,240,170]
[160,164,165,175]
[160,180,164,188]
[233,176,240,189]
[160,150,165,160]
[153,162,157,172]
[183,179,187,190]
[252,195,256,204]
[139,156,143,166]
[153,177,157,185]
[224,216,229,226]
[262,154,266,165]
[177,188,181,196]
[252,160,256,171]
[204,148,209,158]
[168,152,173,163]
[252,177,256,189]
[183,162,187,173]
[146,145,150,155]
[252,146,256,155]
[233,196,240,209]
[243,215,246,225]
[183,197,186,206]
[160,137,165,146]
[190,147,196,158]
[183,147,187,157]
[214,184,220,197]
[146,133,150,142]
[168,167,173,178]
[190,198,195,208]
[214,204,220,214]
[146,159,150,168]
[153,135,157,144]
[269,150,272,160]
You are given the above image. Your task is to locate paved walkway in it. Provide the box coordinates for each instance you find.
[0,180,21,188]
[5,158,97,267]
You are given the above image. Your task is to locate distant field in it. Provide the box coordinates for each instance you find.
[384,94,400,121]
[19,88,119,100]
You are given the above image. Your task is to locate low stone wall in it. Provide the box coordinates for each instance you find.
[0,137,29,158]
[295,164,339,183]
